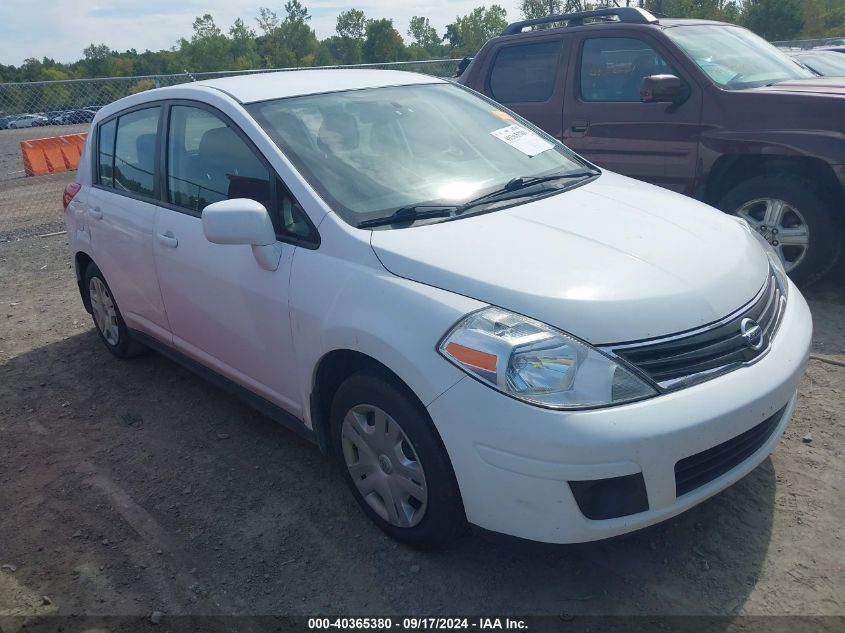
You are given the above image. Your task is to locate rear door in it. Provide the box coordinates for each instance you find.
[86,105,171,341]
[561,31,703,195]
[482,35,569,140]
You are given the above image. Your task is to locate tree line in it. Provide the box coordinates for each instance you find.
[1,0,843,84]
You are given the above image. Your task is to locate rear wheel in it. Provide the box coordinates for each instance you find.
[717,174,843,285]
[83,263,144,358]
[330,370,465,549]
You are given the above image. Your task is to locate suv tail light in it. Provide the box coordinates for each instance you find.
[63,182,81,210]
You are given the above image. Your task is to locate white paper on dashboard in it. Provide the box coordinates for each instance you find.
[490,124,554,157]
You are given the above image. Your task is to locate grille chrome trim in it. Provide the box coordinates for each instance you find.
[603,268,787,392]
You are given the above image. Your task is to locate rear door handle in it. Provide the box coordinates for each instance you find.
[89,207,103,220]
[157,232,178,248]
[571,121,589,133]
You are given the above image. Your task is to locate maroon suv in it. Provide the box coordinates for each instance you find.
[458,7,845,284]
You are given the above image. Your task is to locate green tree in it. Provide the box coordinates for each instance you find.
[362,18,405,63]
[520,0,563,20]
[741,0,804,40]
[83,44,113,77]
[182,14,232,71]
[334,8,366,64]
[229,18,260,69]
[445,6,508,55]
[337,8,366,39]
[408,16,441,53]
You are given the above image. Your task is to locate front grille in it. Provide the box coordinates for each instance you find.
[609,268,786,390]
[674,405,786,497]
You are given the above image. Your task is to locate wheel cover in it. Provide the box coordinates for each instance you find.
[735,197,810,273]
[341,404,428,528]
[88,276,120,346]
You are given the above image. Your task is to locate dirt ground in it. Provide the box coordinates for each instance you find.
[0,220,843,623]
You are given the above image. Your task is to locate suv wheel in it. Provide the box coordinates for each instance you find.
[84,263,144,358]
[330,370,465,549]
[717,174,843,285]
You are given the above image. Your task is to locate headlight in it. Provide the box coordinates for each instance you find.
[438,307,657,409]
[732,216,789,297]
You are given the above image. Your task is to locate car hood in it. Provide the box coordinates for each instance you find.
[755,76,845,95]
[370,172,769,344]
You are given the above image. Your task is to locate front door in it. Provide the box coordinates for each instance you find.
[152,103,304,415]
[561,32,703,196]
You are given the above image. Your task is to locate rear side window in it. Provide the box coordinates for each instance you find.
[166,105,270,214]
[97,119,116,188]
[113,107,160,196]
[580,37,678,102]
[489,41,562,103]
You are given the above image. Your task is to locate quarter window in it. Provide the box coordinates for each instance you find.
[97,119,116,188]
[580,37,678,102]
[166,105,271,214]
[490,41,562,103]
[113,107,160,196]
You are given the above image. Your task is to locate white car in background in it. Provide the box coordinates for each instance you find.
[63,70,812,547]
[8,114,48,128]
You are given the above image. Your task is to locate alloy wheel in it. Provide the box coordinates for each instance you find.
[341,404,428,528]
[735,197,810,273]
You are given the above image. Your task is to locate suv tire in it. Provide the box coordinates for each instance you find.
[83,262,145,359]
[717,174,843,285]
[330,370,466,549]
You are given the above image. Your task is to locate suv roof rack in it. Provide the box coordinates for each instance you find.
[500,7,658,35]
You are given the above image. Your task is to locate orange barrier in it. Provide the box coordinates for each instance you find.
[20,132,88,177]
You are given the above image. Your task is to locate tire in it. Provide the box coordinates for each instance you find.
[330,370,466,549]
[717,174,844,286]
[83,262,145,359]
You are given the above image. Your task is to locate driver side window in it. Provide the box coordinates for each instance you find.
[580,37,679,102]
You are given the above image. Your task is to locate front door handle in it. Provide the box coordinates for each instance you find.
[89,207,103,220]
[157,232,178,248]
[571,121,589,133]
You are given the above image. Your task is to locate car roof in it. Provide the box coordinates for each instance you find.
[179,69,446,104]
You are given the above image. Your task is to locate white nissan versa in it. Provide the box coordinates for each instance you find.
[63,70,812,548]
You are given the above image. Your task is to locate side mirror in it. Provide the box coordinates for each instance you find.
[202,198,282,271]
[640,74,685,104]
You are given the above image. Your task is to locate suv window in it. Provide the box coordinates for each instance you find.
[580,37,677,102]
[490,41,562,103]
[166,105,271,214]
[113,107,160,196]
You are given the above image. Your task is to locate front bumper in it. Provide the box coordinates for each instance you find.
[427,281,812,544]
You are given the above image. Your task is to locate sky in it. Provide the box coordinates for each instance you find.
[0,0,523,67]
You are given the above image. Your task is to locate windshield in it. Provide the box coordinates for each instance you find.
[665,24,815,89]
[795,52,845,76]
[247,83,589,227]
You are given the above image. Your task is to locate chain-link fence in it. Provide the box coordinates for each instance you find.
[0,58,462,241]
[772,36,845,50]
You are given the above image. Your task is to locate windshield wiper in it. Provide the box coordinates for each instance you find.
[357,205,456,228]
[454,170,598,215]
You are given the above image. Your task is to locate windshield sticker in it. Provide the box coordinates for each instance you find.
[491,110,515,120]
[490,124,554,157]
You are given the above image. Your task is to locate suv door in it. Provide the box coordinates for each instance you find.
[153,102,317,415]
[484,36,569,140]
[87,105,172,341]
[562,31,703,195]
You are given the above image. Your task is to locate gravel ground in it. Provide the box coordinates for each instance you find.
[0,228,843,625]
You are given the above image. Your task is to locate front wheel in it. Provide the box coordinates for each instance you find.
[717,174,843,285]
[330,371,465,549]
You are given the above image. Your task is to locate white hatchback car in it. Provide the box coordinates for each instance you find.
[64,70,812,548]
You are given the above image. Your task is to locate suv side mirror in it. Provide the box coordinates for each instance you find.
[202,198,282,271]
[640,74,685,104]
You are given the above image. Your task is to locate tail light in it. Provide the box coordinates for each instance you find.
[63,182,81,210]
